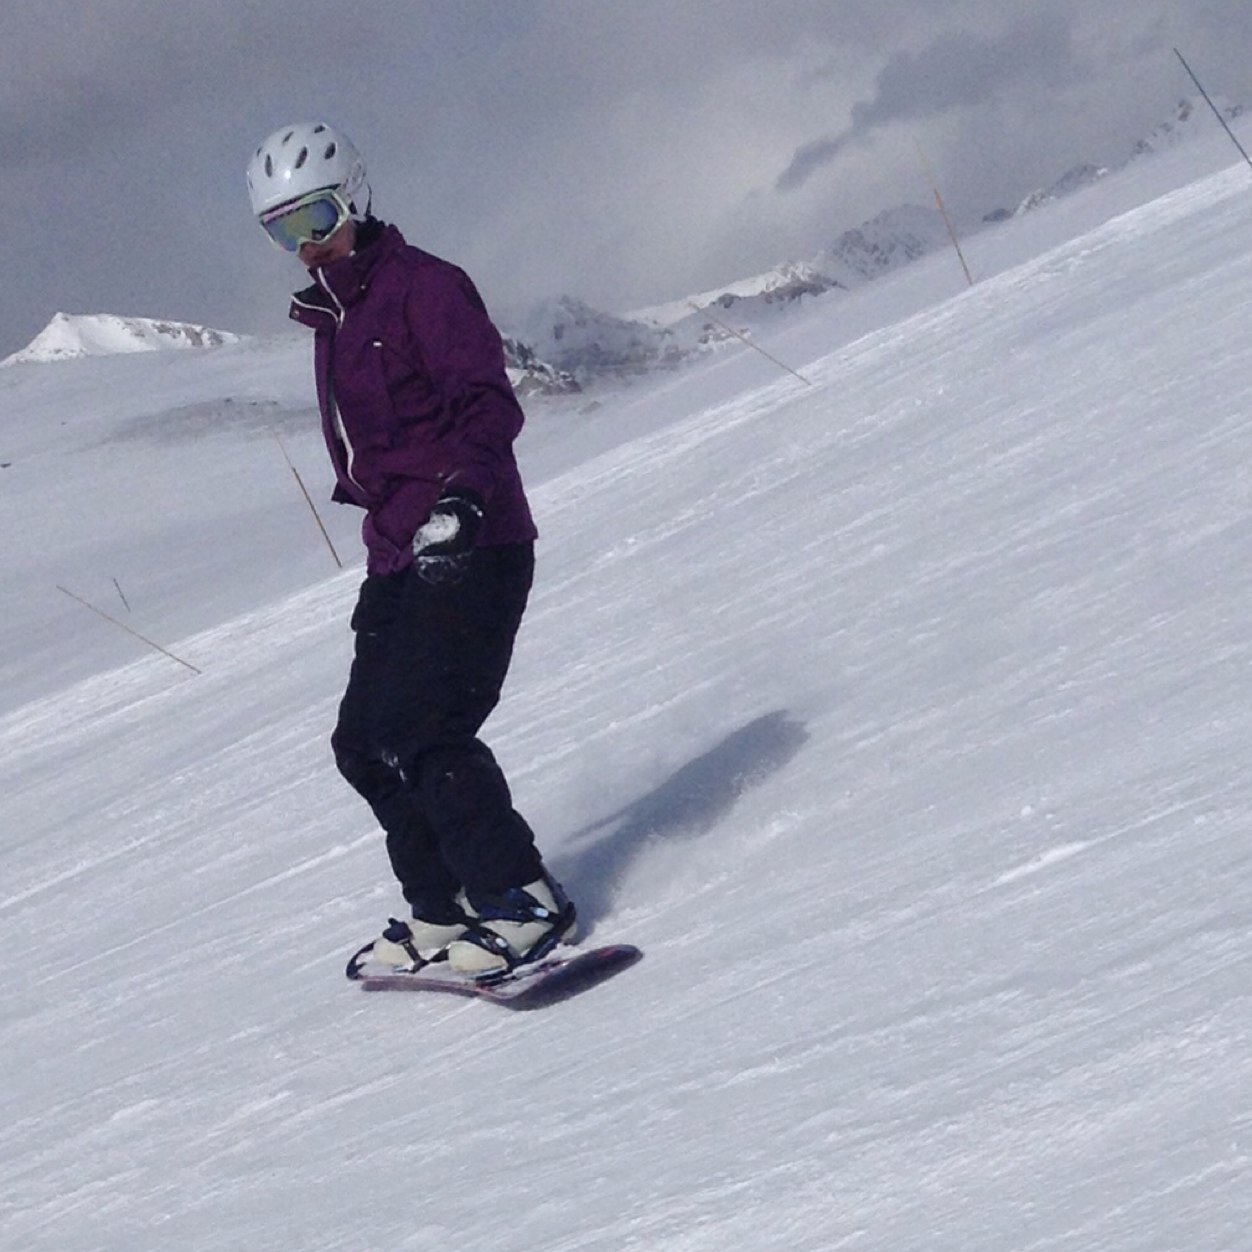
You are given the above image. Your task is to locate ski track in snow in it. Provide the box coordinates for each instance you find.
[4,137,1252,1250]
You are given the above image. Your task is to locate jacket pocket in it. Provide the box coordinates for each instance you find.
[372,338,442,423]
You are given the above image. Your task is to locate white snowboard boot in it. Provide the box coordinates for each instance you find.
[370,912,469,969]
[447,874,577,976]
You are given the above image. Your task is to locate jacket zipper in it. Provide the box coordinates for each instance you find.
[316,269,366,497]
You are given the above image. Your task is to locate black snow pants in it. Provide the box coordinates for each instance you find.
[331,544,543,911]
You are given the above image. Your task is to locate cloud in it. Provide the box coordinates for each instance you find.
[0,2,397,165]
[777,9,1081,192]
[776,135,854,193]
[5,0,1252,357]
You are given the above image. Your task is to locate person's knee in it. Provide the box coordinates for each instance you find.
[410,737,499,797]
[384,703,482,771]
[332,724,376,786]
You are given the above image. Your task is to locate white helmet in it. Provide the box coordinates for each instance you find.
[246,122,370,218]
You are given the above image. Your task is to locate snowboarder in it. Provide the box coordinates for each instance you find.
[246,122,575,975]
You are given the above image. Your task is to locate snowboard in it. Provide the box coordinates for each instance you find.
[346,943,642,1010]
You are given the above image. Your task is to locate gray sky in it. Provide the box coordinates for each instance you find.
[4,1,1252,355]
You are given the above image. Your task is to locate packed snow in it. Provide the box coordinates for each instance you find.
[4,119,1252,1251]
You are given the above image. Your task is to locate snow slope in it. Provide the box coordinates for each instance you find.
[5,136,1252,1250]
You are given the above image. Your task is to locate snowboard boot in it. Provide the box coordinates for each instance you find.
[369,900,470,970]
[447,873,577,976]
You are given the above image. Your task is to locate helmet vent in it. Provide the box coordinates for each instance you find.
[281,130,295,146]
[294,147,309,169]
[264,154,274,177]
[325,142,337,160]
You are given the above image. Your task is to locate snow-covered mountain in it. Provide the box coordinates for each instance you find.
[502,207,950,382]
[553,201,957,383]
[510,294,684,380]
[1,311,241,366]
[7,119,1252,1251]
[1014,163,1111,215]
[1131,94,1247,158]
[633,260,845,329]
[632,207,948,333]
[997,96,1245,221]
[812,203,949,286]
[639,207,948,356]
[501,335,581,396]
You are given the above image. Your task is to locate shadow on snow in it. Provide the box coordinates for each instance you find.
[555,710,809,930]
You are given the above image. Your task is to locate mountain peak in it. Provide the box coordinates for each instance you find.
[1132,95,1247,158]
[813,204,949,285]
[510,296,679,380]
[1,312,241,367]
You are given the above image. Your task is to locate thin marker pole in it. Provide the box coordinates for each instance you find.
[917,142,974,287]
[687,302,813,386]
[275,434,343,569]
[1174,48,1252,172]
[57,585,201,675]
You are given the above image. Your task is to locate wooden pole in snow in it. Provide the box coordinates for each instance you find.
[686,302,813,386]
[917,143,975,288]
[57,585,201,675]
[275,434,343,569]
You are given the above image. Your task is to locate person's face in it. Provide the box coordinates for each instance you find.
[299,217,356,268]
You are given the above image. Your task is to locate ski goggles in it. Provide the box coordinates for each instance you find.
[258,188,351,252]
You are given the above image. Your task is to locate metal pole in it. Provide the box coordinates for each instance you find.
[1174,48,1252,172]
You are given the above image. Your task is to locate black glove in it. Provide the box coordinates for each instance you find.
[411,488,485,584]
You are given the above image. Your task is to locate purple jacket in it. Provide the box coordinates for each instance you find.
[288,221,537,575]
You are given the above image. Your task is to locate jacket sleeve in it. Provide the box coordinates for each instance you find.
[403,265,525,508]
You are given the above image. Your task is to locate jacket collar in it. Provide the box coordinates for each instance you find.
[288,219,406,330]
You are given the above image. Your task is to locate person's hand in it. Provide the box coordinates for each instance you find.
[411,489,484,584]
